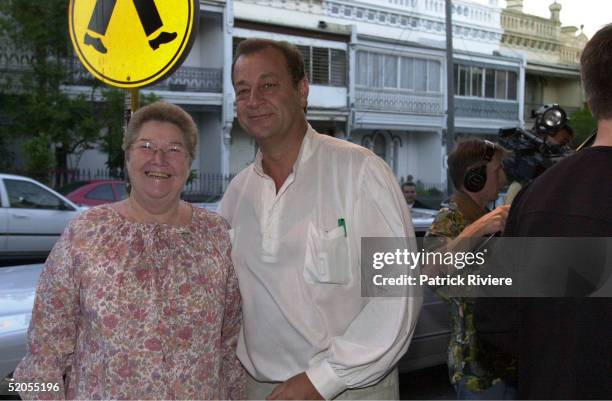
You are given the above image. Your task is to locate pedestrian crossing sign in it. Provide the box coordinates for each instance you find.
[69,0,198,88]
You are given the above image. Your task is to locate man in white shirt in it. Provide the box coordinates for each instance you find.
[219,38,421,400]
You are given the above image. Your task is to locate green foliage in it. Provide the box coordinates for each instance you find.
[0,0,101,173]
[98,88,126,173]
[569,106,597,147]
[23,133,54,184]
[0,134,15,171]
[187,169,198,185]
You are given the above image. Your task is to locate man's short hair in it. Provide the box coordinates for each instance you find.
[580,24,612,120]
[448,138,507,190]
[402,182,416,189]
[232,38,306,87]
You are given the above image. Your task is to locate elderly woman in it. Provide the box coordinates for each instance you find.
[14,102,244,400]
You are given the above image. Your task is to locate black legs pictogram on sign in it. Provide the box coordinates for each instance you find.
[84,0,177,53]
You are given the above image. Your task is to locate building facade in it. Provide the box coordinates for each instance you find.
[9,0,593,194]
[230,0,524,190]
[500,0,588,124]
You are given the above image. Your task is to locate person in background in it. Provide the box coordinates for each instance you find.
[476,24,612,400]
[14,101,244,400]
[546,123,573,147]
[219,38,421,400]
[401,182,431,209]
[424,138,515,400]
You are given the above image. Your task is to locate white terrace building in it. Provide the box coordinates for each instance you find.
[1,0,530,194]
[231,0,524,190]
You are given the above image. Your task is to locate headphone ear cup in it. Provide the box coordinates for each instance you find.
[464,165,488,192]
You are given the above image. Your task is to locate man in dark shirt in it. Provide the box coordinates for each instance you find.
[477,24,612,399]
[401,182,431,209]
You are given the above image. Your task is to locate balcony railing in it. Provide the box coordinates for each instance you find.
[455,98,519,121]
[354,87,444,115]
[150,66,223,93]
[1,49,223,93]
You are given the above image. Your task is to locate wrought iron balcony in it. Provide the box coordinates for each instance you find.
[150,66,223,93]
[354,87,444,115]
[455,97,519,121]
[1,48,223,93]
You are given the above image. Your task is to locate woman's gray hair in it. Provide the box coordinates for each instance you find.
[123,101,198,161]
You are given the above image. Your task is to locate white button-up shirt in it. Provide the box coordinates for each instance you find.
[219,126,421,399]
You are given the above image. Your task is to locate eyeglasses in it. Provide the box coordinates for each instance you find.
[131,140,187,160]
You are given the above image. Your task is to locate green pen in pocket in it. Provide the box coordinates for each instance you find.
[338,218,347,237]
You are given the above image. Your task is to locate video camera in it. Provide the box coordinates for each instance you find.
[498,104,573,184]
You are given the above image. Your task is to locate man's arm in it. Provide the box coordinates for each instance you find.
[279,156,422,400]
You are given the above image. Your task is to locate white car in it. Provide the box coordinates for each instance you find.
[0,263,42,396]
[0,174,86,261]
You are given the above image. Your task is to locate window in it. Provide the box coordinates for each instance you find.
[115,183,128,200]
[456,64,469,96]
[298,45,346,86]
[470,67,483,97]
[311,47,329,85]
[507,71,517,100]
[428,60,441,92]
[400,57,414,90]
[357,52,368,86]
[383,55,398,88]
[85,184,115,201]
[370,53,382,87]
[5,179,64,210]
[485,69,495,98]
[414,59,427,91]
[455,63,518,100]
[496,70,507,99]
[357,51,441,93]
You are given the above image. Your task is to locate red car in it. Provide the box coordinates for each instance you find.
[63,180,127,206]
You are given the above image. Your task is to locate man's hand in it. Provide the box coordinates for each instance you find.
[471,205,510,236]
[266,372,324,400]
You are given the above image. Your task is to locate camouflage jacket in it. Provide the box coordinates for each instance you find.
[424,191,515,392]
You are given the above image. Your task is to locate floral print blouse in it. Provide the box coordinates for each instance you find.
[14,204,245,400]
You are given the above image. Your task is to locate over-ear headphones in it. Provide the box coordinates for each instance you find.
[463,140,496,193]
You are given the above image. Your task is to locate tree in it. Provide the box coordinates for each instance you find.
[569,106,597,147]
[0,0,101,180]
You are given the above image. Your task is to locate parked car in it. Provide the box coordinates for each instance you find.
[0,263,42,396]
[411,207,438,236]
[0,174,86,261]
[62,179,127,207]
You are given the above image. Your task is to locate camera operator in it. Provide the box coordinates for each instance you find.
[543,123,573,147]
[476,24,612,400]
[423,138,515,400]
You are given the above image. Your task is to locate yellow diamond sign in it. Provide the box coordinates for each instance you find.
[69,0,198,88]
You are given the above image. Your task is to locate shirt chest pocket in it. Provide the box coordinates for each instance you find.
[303,222,351,285]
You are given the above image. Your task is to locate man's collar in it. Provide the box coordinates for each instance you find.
[451,190,488,223]
[252,124,318,177]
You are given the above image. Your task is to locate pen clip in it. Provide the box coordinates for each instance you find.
[338,218,347,237]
